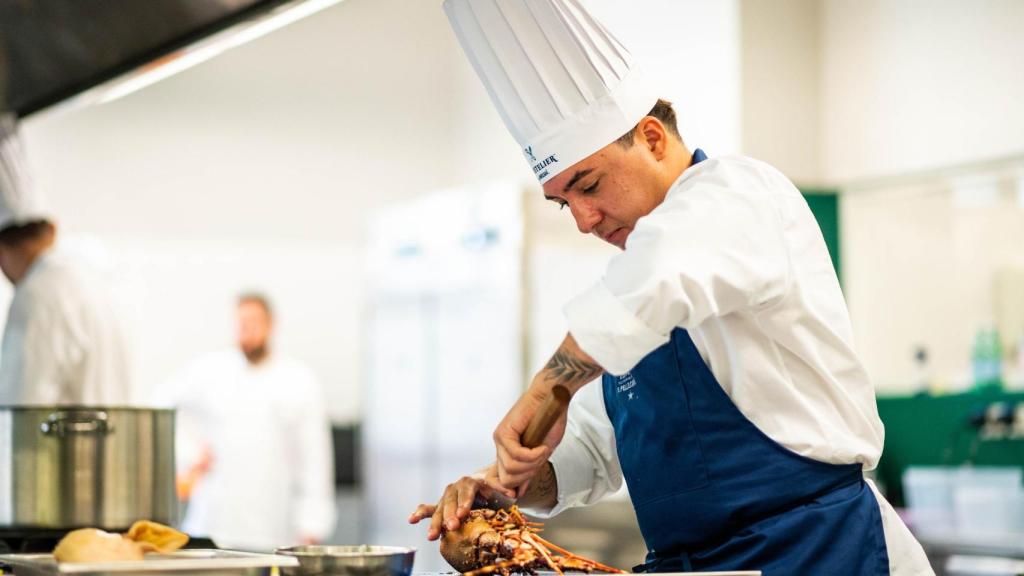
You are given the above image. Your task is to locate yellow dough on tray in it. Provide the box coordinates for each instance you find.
[53,520,189,563]
[125,520,189,553]
[53,529,145,563]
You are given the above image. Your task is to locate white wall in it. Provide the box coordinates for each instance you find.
[590,0,741,156]
[739,0,1024,186]
[817,0,1024,392]
[740,0,822,186]
[24,0,462,242]
[822,0,1024,182]
[17,0,464,422]
[733,0,1024,392]
[842,168,1024,392]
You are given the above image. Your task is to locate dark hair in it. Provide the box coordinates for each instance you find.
[0,219,55,247]
[238,292,274,318]
[615,98,681,147]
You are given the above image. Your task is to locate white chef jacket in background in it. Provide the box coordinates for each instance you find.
[549,156,933,574]
[0,249,132,405]
[162,349,335,551]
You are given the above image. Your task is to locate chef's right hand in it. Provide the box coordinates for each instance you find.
[493,379,565,493]
[407,464,513,541]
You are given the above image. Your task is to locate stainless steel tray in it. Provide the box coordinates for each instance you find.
[0,549,299,576]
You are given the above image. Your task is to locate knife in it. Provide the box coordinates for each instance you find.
[475,385,571,510]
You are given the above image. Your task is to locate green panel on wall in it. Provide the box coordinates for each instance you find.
[801,190,841,284]
[875,391,1024,507]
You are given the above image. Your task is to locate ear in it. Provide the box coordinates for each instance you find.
[637,116,668,161]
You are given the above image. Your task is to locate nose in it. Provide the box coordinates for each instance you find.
[570,200,602,235]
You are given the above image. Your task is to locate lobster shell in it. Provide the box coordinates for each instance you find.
[440,516,497,572]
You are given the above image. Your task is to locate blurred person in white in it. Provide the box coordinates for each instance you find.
[164,293,335,551]
[410,1,934,575]
[0,113,131,405]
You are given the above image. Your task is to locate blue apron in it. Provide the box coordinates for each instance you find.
[601,150,890,576]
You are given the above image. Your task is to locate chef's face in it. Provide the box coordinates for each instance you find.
[542,117,673,250]
[237,300,272,363]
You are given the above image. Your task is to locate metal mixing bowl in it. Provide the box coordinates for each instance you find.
[275,545,416,576]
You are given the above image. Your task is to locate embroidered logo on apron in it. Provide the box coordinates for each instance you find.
[615,373,638,400]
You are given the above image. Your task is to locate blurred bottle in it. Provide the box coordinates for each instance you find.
[1007,329,1024,391]
[971,324,1003,392]
[912,345,931,394]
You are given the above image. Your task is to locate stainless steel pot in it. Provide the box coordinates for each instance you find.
[0,406,176,529]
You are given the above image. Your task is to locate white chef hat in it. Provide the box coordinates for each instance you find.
[443,0,660,185]
[0,114,50,231]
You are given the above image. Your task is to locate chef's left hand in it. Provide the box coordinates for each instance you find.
[408,464,510,540]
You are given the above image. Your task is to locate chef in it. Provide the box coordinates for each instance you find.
[163,293,336,551]
[410,1,933,574]
[0,113,131,405]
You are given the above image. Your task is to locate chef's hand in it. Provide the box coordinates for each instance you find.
[175,445,213,501]
[495,333,600,494]
[408,464,511,541]
[493,378,567,494]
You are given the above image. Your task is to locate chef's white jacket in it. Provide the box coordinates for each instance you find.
[0,250,132,405]
[547,156,934,575]
[164,350,336,551]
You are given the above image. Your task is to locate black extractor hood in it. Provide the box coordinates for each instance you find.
[0,0,341,117]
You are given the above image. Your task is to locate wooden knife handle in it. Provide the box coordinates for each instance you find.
[520,385,571,448]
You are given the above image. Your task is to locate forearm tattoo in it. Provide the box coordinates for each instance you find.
[544,349,603,385]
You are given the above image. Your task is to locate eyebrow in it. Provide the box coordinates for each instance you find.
[562,168,593,193]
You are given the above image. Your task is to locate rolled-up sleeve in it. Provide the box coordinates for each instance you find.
[524,382,623,517]
[564,174,791,375]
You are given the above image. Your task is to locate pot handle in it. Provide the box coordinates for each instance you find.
[40,410,112,437]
